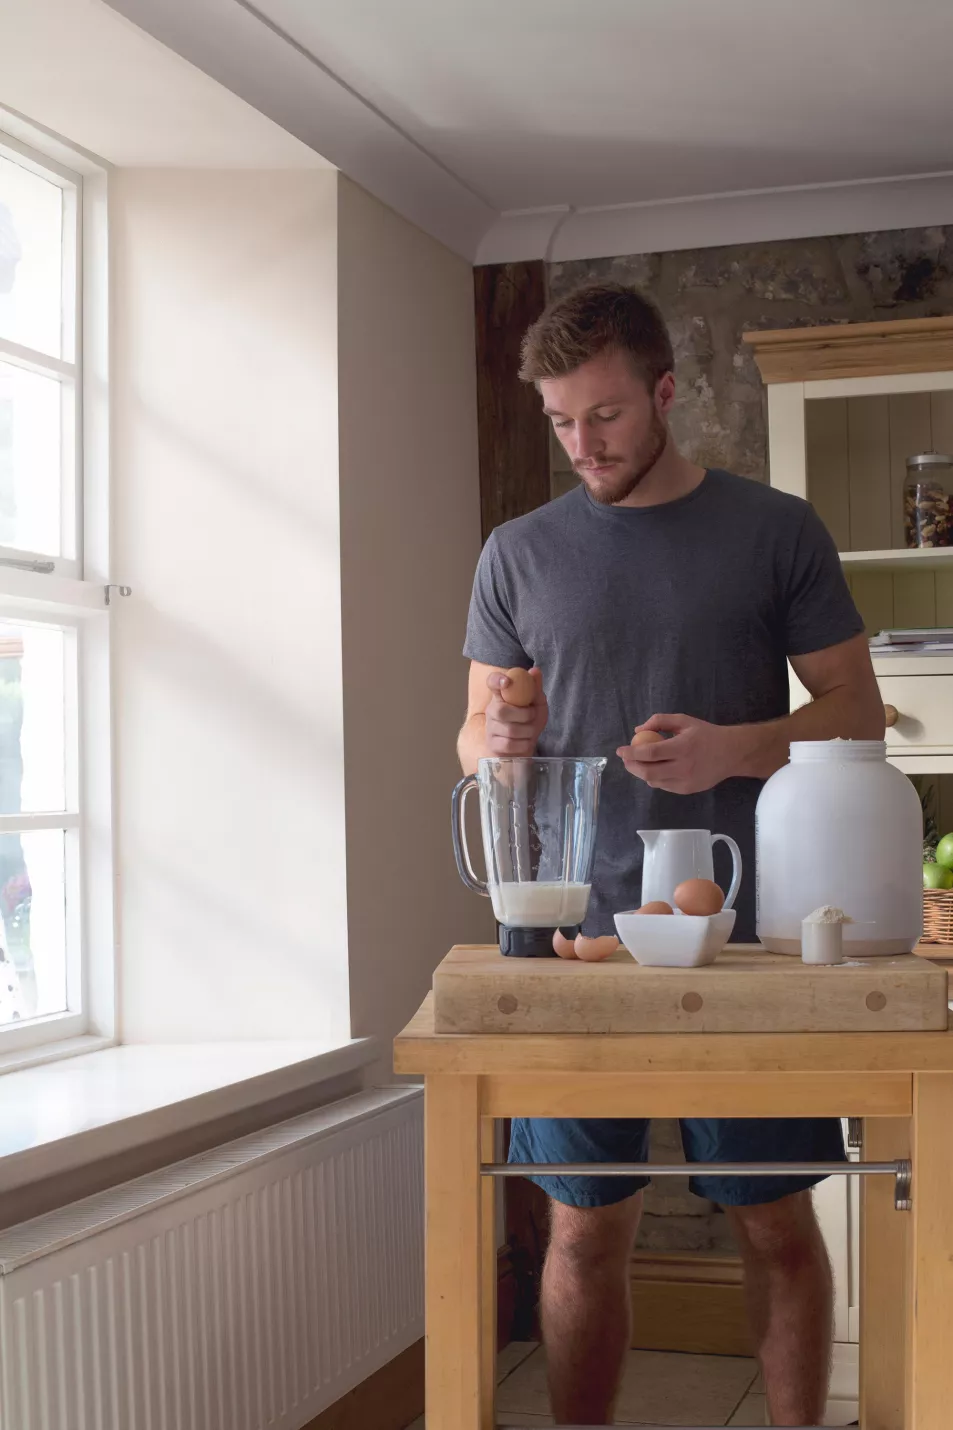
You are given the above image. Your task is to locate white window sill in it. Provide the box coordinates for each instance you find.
[0,1033,117,1078]
[0,1038,377,1195]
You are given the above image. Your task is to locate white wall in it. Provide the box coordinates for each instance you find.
[337,177,495,1061]
[112,169,350,1042]
[111,169,491,1051]
[4,2,494,1066]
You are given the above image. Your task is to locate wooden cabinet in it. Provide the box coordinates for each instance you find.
[790,654,953,773]
[878,667,953,754]
[747,318,953,780]
[749,318,953,1418]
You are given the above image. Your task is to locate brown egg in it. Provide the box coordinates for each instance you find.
[636,901,674,915]
[501,667,536,708]
[574,934,620,962]
[631,729,665,747]
[552,929,578,959]
[673,879,725,917]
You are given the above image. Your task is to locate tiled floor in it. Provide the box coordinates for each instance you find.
[404,1342,767,1426]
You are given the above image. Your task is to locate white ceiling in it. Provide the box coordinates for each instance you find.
[95,0,953,260]
[0,0,327,168]
[251,0,953,211]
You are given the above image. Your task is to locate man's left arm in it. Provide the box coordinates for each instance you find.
[619,633,885,794]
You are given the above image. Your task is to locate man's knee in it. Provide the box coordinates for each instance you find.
[547,1193,643,1274]
[727,1190,829,1271]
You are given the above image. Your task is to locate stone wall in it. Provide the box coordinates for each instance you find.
[548,225,953,497]
[548,224,953,1251]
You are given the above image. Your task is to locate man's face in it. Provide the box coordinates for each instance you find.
[540,348,674,505]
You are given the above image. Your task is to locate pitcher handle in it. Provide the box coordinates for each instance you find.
[451,775,489,897]
[711,833,742,911]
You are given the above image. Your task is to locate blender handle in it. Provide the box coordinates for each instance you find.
[452,775,489,897]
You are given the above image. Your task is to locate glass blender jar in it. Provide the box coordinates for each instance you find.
[451,756,606,957]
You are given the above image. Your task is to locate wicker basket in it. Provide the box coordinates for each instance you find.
[922,887,953,944]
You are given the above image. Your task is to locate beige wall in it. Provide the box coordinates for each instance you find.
[337,177,495,1062]
[112,169,350,1042]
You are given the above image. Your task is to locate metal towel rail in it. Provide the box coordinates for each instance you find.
[482,1158,913,1210]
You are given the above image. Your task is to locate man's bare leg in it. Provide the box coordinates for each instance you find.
[727,1190,834,1427]
[541,1191,643,1426]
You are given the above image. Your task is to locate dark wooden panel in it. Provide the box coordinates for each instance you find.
[474,261,551,541]
[302,1338,424,1430]
[497,1245,520,1348]
[475,262,552,1320]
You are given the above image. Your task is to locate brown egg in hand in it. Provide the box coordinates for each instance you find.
[501,667,536,707]
[552,929,578,959]
[636,901,674,915]
[631,729,665,748]
[673,879,725,917]
[574,934,620,962]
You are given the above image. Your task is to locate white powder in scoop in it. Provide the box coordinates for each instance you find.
[804,906,853,925]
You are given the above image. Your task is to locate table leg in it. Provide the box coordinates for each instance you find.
[860,1116,910,1430]
[906,1073,953,1430]
[425,1075,483,1430]
[481,1117,498,1430]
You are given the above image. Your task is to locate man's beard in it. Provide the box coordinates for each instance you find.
[577,410,668,506]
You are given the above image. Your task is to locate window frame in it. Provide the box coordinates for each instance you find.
[0,121,115,1062]
[0,130,83,579]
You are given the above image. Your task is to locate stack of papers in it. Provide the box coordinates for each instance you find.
[870,628,953,654]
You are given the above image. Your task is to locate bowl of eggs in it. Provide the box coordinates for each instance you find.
[614,879,736,968]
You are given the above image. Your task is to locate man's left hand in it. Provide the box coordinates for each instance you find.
[617,714,741,795]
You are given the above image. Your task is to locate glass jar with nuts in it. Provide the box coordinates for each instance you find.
[904,453,953,548]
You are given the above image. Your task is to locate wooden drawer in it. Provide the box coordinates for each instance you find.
[877,674,953,751]
[789,662,953,758]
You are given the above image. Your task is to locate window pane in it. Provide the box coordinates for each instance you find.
[0,154,63,359]
[0,829,66,1024]
[0,360,63,556]
[0,623,66,815]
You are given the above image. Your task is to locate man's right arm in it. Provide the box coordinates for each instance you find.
[457,661,549,774]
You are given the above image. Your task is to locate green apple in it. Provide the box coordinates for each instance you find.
[924,861,953,890]
[936,833,953,869]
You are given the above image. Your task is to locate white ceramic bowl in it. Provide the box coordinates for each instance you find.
[614,909,736,967]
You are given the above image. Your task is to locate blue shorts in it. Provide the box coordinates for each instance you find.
[508,1116,847,1208]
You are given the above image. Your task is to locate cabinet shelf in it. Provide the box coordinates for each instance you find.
[840,547,953,574]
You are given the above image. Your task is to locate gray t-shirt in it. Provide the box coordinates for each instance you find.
[464,470,864,941]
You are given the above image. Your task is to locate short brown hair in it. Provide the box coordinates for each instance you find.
[519,282,674,389]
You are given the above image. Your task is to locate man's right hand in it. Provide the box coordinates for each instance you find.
[483,668,548,757]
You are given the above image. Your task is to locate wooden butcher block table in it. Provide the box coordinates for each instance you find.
[432,943,949,1035]
[394,943,953,1430]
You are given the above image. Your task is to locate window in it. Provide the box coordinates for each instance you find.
[0,129,113,1056]
[0,143,79,576]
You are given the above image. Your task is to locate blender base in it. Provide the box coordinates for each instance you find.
[499,925,580,958]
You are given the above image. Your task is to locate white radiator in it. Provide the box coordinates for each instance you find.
[0,1086,424,1430]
